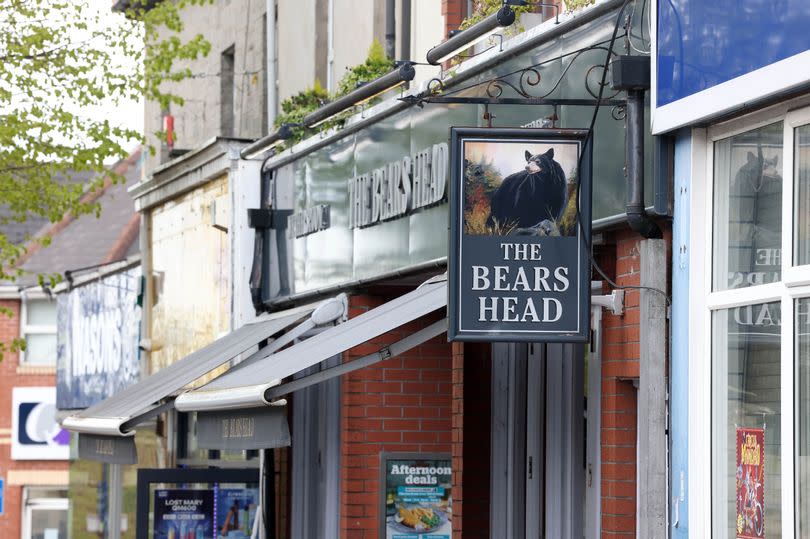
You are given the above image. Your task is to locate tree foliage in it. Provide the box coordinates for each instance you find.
[0,0,212,281]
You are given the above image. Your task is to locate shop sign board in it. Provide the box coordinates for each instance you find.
[56,267,141,410]
[77,433,137,464]
[379,452,452,539]
[448,128,592,342]
[735,427,765,539]
[653,0,810,133]
[196,407,291,451]
[153,489,214,539]
[11,387,70,460]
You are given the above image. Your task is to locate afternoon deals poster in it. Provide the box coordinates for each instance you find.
[736,428,765,539]
[382,455,452,539]
[153,489,214,539]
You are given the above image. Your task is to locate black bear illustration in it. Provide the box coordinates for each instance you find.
[486,148,567,230]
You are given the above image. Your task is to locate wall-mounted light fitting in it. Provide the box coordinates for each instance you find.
[302,62,416,128]
[241,64,416,159]
[241,122,299,160]
[425,6,516,65]
[504,0,560,24]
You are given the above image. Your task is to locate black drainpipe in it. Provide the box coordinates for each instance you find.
[612,55,662,239]
[625,88,661,239]
[385,0,396,59]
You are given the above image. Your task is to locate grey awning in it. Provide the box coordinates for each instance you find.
[62,298,346,437]
[174,276,448,412]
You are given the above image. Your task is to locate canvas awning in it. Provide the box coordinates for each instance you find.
[174,275,448,413]
[62,295,347,438]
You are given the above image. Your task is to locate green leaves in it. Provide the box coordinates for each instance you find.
[0,0,213,283]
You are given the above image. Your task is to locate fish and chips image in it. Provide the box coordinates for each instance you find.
[396,506,441,531]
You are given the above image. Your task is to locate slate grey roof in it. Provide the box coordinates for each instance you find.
[0,170,94,245]
[13,150,143,288]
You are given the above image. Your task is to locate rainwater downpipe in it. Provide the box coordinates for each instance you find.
[385,0,396,59]
[625,88,662,239]
[327,0,335,90]
[266,0,277,129]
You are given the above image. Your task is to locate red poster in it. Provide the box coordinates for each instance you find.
[736,427,765,538]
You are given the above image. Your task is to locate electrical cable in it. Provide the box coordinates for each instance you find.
[574,0,671,305]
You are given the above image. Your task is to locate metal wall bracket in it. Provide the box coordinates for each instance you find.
[248,208,293,229]
[591,289,624,316]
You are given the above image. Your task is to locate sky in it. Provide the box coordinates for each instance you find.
[463,140,580,181]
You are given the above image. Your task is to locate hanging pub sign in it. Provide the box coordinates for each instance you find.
[448,127,592,342]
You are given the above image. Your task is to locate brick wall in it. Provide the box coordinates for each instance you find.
[0,298,69,539]
[452,342,490,539]
[340,293,452,539]
[441,0,466,39]
[598,226,671,538]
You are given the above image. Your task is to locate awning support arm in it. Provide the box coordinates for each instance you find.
[264,318,448,401]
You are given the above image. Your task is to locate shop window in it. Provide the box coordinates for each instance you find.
[21,487,68,539]
[711,305,781,537]
[698,104,810,537]
[711,122,783,292]
[794,126,810,266]
[796,299,810,537]
[22,297,57,365]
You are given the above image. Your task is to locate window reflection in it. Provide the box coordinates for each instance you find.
[713,123,783,291]
[796,298,810,536]
[712,303,782,537]
[794,125,810,266]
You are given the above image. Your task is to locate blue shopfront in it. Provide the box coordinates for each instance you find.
[655,1,810,537]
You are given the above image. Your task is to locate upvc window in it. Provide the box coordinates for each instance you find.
[21,296,57,365]
[696,102,810,538]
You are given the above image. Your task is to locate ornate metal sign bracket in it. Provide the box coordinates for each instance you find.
[400,39,628,120]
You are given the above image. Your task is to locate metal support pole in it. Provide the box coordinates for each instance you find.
[637,239,667,538]
[107,464,123,539]
[261,448,276,539]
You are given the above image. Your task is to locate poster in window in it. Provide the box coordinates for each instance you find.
[448,127,592,343]
[216,487,259,538]
[153,489,214,539]
[736,427,765,539]
[380,453,452,539]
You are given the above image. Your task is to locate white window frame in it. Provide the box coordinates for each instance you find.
[20,487,68,539]
[20,291,57,366]
[689,94,810,538]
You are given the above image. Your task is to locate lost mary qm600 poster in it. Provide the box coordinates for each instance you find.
[448,128,592,342]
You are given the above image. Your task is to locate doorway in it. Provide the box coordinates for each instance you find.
[490,338,596,538]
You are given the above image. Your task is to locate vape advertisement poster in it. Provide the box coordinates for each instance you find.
[380,453,452,539]
[153,489,214,539]
[736,427,765,539]
[448,127,592,343]
[216,488,259,539]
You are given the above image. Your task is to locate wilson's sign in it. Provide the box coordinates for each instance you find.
[448,128,592,342]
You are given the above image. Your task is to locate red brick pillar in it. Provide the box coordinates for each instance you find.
[451,342,464,539]
[442,0,466,37]
[600,231,642,537]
